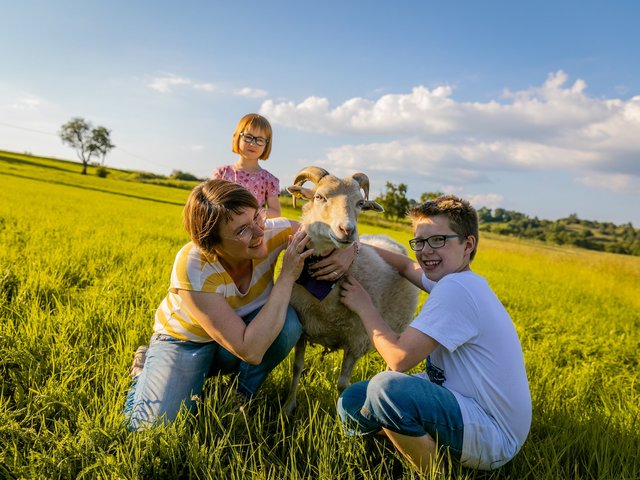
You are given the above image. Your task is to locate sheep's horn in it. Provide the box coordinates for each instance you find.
[293,166,330,187]
[352,172,370,200]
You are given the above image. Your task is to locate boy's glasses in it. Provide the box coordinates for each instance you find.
[240,132,268,147]
[221,209,267,242]
[409,234,465,251]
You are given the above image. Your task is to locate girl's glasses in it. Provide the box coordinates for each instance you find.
[240,132,268,147]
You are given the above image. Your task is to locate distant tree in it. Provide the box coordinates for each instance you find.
[59,118,115,174]
[476,207,493,223]
[60,118,95,174]
[419,191,444,202]
[375,182,410,221]
[169,170,200,181]
[90,127,115,166]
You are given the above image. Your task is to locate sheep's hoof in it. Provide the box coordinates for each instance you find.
[283,397,297,416]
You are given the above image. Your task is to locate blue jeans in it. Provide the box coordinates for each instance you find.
[337,371,464,459]
[124,305,302,431]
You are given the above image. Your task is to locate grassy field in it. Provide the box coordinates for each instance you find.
[0,152,639,479]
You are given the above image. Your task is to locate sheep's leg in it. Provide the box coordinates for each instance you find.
[337,349,359,393]
[283,337,307,416]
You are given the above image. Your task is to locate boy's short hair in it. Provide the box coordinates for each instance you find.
[408,195,479,261]
[232,113,273,160]
[183,179,259,255]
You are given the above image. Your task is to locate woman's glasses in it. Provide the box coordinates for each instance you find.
[221,209,267,242]
[240,132,268,147]
[409,234,465,251]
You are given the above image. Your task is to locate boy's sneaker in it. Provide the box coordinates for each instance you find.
[130,345,148,378]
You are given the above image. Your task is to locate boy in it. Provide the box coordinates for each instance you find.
[337,195,531,473]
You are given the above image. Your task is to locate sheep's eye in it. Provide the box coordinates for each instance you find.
[314,194,326,202]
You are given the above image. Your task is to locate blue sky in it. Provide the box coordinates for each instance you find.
[2,1,639,225]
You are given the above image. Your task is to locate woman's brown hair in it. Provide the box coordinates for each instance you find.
[183,179,259,254]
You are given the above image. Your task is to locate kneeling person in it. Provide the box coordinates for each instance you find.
[337,195,531,472]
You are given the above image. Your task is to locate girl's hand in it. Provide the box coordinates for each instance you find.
[310,242,357,281]
[339,274,374,316]
[280,231,313,283]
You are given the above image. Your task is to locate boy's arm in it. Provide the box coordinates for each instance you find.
[340,275,438,372]
[369,244,425,290]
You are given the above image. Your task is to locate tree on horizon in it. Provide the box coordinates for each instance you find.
[59,118,115,174]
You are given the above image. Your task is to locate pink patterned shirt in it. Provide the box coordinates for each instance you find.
[211,165,280,207]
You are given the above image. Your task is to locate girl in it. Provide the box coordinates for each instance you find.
[212,113,281,218]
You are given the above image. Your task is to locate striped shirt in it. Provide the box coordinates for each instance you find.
[153,218,293,342]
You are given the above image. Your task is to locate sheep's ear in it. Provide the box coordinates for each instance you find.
[286,185,315,200]
[287,185,315,208]
[362,200,384,213]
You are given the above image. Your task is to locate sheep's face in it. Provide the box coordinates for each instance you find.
[288,174,383,253]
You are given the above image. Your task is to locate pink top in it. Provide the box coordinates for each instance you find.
[211,165,280,208]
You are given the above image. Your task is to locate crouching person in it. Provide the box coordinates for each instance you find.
[124,179,351,430]
[337,195,531,473]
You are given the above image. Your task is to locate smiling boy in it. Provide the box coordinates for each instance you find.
[337,195,531,473]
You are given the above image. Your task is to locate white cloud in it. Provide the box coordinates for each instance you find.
[148,75,193,93]
[185,144,205,152]
[465,193,505,210]
[193,83,216,92]
[234,87,268,98]
[10,96,43,110]
[260,70,640,193]
[148,75,267,98]
[576,172,640,194]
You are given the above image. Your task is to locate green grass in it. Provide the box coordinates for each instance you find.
[1,152,639,479]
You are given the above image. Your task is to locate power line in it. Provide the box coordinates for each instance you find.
[0,120,58,136]
[0,120,174,171]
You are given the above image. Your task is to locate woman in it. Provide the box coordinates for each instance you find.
[125,179,353,430]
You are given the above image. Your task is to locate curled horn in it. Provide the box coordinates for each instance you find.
[291,166,330,208]
[352,172,370,200]
[293,166,330,187]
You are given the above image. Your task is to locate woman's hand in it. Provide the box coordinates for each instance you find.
[279,230,314,284]
[310,242,358,281]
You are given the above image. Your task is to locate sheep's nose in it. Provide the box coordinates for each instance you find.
[338,223,355,238]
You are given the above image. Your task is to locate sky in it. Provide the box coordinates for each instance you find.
[2,1,639,226]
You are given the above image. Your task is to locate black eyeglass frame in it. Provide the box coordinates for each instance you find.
[240,132,269,147]
[408,234,465,251]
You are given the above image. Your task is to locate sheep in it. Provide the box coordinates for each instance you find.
[282,166,419,415]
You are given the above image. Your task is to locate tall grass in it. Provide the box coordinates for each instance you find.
[0,153,638,479]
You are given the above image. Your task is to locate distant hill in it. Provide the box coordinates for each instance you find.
[476,207,640,256]
[2,149,638,257]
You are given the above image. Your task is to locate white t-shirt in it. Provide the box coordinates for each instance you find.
[410,271,531,470]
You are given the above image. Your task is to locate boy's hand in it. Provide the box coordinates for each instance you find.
[339,275,374,316]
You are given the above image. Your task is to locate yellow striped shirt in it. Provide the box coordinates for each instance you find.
[153,218,293,342]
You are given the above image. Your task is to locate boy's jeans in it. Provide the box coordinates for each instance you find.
[125,305,302,430]
[337,370,464,459]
